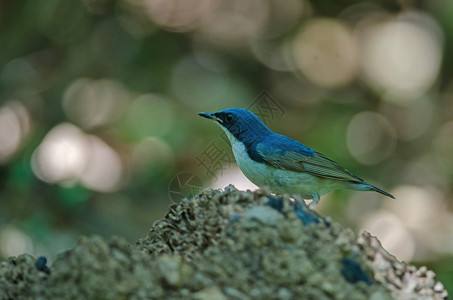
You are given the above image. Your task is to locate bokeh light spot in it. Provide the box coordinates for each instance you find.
[0,101,31,163]
[0,226,33,257]
[63,78,129,129]
[347,111,396,164]
[196,0,268,46]
[32,124,88,183]
[142,0,217,32]
[80,136,123,192]
[291,18,359,88]
[31,123,123,192]
[360,12,443,101]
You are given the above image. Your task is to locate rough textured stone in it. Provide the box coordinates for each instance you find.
[357,232,448,300]
[0,185,448,299]
[0,254,47,300]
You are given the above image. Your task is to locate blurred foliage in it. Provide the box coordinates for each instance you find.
[0,0,453,295]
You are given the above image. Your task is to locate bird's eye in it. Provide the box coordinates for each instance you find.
[225,114,233,122]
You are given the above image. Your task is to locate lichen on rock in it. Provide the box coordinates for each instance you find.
[0,185,448,299]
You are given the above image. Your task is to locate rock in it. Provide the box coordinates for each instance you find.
[243,205,284,227]
[193,286,228,300]
[156,255,193,288]
[0,254,48,300]
[0,186,448,299]
[358,232,448,300]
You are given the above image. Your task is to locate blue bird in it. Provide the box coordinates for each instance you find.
[199,108,394,208]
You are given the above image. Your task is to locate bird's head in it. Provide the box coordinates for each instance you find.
[198,108,270,143]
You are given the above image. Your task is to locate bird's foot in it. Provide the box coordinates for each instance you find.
[307,193,320,208]
[291,195,319,225]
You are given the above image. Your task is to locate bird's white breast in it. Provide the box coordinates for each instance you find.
[219,127,341,199]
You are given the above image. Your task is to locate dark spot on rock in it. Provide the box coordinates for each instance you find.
[267,196,284,212]
[35,256,50,275]
[341,257,372,285]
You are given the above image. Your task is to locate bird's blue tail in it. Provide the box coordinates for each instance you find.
[354,183,395,199]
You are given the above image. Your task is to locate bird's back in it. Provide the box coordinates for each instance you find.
[252,132,365,183]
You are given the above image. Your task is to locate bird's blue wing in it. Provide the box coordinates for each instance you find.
[258,133,314,157]
[255,137,364,182]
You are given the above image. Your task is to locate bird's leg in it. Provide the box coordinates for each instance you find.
[292,194,308,209]
[307,193,320,208]
[291,194,321,225]
[291,194,304,206]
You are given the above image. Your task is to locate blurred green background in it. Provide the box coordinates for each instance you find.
[1,0,452,294]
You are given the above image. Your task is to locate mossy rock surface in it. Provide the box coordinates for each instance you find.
[0,186,448,299]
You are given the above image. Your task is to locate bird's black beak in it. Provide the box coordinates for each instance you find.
[198,112,223,123]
